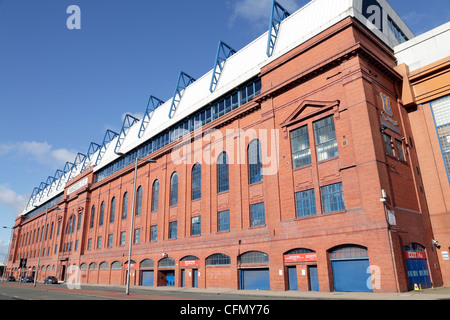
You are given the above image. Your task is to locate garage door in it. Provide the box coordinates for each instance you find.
[140,270,154,287]
[330,245,372,292]
[240,269,270,290]
[331,259,371,292]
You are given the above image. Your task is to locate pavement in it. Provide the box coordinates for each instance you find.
[80,283,450,300]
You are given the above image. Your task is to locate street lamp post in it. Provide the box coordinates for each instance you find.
[34,206,61,287]
[1,226,14,283]
[117,153,156,295]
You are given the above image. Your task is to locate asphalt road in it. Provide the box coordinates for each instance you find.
[0,282,287,301]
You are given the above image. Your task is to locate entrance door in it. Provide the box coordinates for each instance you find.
[192,269,198,288]
[287,266,298,290]
[166,271,175,286]
[61,265,66,282]
[309,265,319,291]
[406,258,432,290]
[181,270,185,287]
[140,270,154,287]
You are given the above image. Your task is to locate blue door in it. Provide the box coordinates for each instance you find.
[181,270,185,287]
[166,271,175,287]
[287,267,298,290]
[140,270,154,287]
[332,259,372,292]
[406,259,432,290]
[193,269,198,288]
[308,266,319,291]
[240,269,270,290]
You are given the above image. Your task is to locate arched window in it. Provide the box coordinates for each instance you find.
[111,261,122,270]
[248,139,262,184]
[136,186,143,216]
[110,197,116,223]
[140,259,154,269]
[99,262,109,270]
[192,163,201,200]
[217,152,229,193]
[122,192,128,219]
[329,245,368,260]
[89,206,95,229]
[239,251,269,265]
[158,257,175,268]
[170,172,178,206]
[206,253,231,266]
[151,180,159,212]
[99,201,105,226]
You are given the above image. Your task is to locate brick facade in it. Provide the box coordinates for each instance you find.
[6,17,444,293]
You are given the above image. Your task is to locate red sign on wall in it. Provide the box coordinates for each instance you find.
[180,260,200,267]
[284,253,317,263]
[405,251,427,260]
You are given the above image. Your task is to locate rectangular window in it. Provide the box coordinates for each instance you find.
[87,238,92,251]
[291,125,311,168]
[169,221,177,239]
[191,216,201,236]
[120,231,126,246]
[314,115,338,162]
[321,182,346,214]
[431,95,450,184]
[250,202,265,227]
[97,236,102,249]
[108,234,113,248]
[383,133,394,156]
[395,139,405,161]
[295,189,317,218]
[150,225,157,242]
[218,210,230,232]
[134,228,141,244]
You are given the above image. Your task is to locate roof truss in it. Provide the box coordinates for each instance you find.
[267,0,290,57]
[95,130,119,166]
[138,96,165,138]
[168,72,196,119]
[115,114,140,154]
[210,41,236,93]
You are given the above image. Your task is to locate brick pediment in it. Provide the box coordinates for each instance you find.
[280,100,340,128]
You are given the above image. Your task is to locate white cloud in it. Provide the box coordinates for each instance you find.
[0,184,28,215]
[0,141,78,168]
[228,0,300,31]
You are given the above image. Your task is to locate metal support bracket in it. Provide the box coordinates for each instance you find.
[168,72,196,119]
[138,96,165,138]
[115,114,140,154]
[95,130,119,166]
[267,0,290,57]
[210,41,236,93]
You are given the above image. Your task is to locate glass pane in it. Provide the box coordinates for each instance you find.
[320,183,345,214]
[291,126,311,168]
[314,116,338,162]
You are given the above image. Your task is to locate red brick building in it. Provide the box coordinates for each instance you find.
[6,0,448,293]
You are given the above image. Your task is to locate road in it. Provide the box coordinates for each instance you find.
[0,282,290,301]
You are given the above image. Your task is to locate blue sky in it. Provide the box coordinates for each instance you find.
[0,0,448,260]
